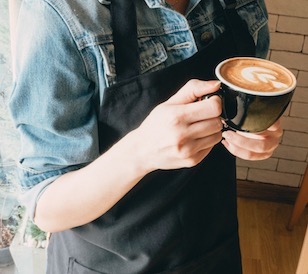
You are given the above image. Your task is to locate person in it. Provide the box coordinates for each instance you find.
[9,0,282,273]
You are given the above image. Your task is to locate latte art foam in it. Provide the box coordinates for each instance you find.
[241,67,288,89]
[218,58,294,93]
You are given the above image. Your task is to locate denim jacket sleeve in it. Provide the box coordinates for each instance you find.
[9,0,101,192]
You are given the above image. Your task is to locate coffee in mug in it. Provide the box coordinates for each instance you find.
[214,57,296,132]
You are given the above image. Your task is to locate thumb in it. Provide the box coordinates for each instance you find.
[167,79,221,104]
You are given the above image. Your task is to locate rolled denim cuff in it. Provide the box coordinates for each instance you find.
[20,175,61,221]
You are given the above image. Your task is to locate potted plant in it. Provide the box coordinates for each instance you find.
[0,144,23,268]
[0,223,14,267]
[0,171,47,272]
[0,192,23,267]
[10,212,47,273]
[22,218,48,249]
[0,229,14,268]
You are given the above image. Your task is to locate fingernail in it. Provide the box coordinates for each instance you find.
[211,80,221,87]
[215,80,221,86]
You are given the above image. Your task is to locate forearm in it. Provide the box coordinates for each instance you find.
[34,80,223,232]
[35,130,148,232]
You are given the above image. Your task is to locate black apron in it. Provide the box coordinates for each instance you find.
[47,1,256,273]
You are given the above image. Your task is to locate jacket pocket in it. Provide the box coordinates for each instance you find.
[99,37,167,85]
[68,257,105,274]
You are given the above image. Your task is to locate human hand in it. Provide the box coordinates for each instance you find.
[132,79,223,172]
[221,120,283,160]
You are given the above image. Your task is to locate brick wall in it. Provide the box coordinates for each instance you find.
[236,0,308,187]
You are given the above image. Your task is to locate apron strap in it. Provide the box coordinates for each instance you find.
[110,0,140,81]
[219,0,256,56]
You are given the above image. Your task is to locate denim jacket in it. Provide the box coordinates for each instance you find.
[9,0,269,217]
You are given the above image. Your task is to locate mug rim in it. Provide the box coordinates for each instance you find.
[215,57,297,96]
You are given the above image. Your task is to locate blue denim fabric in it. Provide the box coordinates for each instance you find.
[9,0,269,202]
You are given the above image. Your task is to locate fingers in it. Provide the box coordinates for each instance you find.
[185,132,223,156]
[173,132,222,168]
[221,120,283,160]
[266,120,283,134]
[222,130,278,154]
[168,79,221,104]
[221,137,274,160]
[182,96,222,122]
[187,118,223,139]
[167,91,222,126]
[163,79,222,125]
[137,79,224,171]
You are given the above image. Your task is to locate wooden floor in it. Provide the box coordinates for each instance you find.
[238,198,308,274]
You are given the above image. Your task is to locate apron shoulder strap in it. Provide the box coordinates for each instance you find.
[111,0,140,81]
[219,0,256,56]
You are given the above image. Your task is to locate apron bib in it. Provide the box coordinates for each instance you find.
[47,1,256,273]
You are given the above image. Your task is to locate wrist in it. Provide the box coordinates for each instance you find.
[106,129,154,179]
